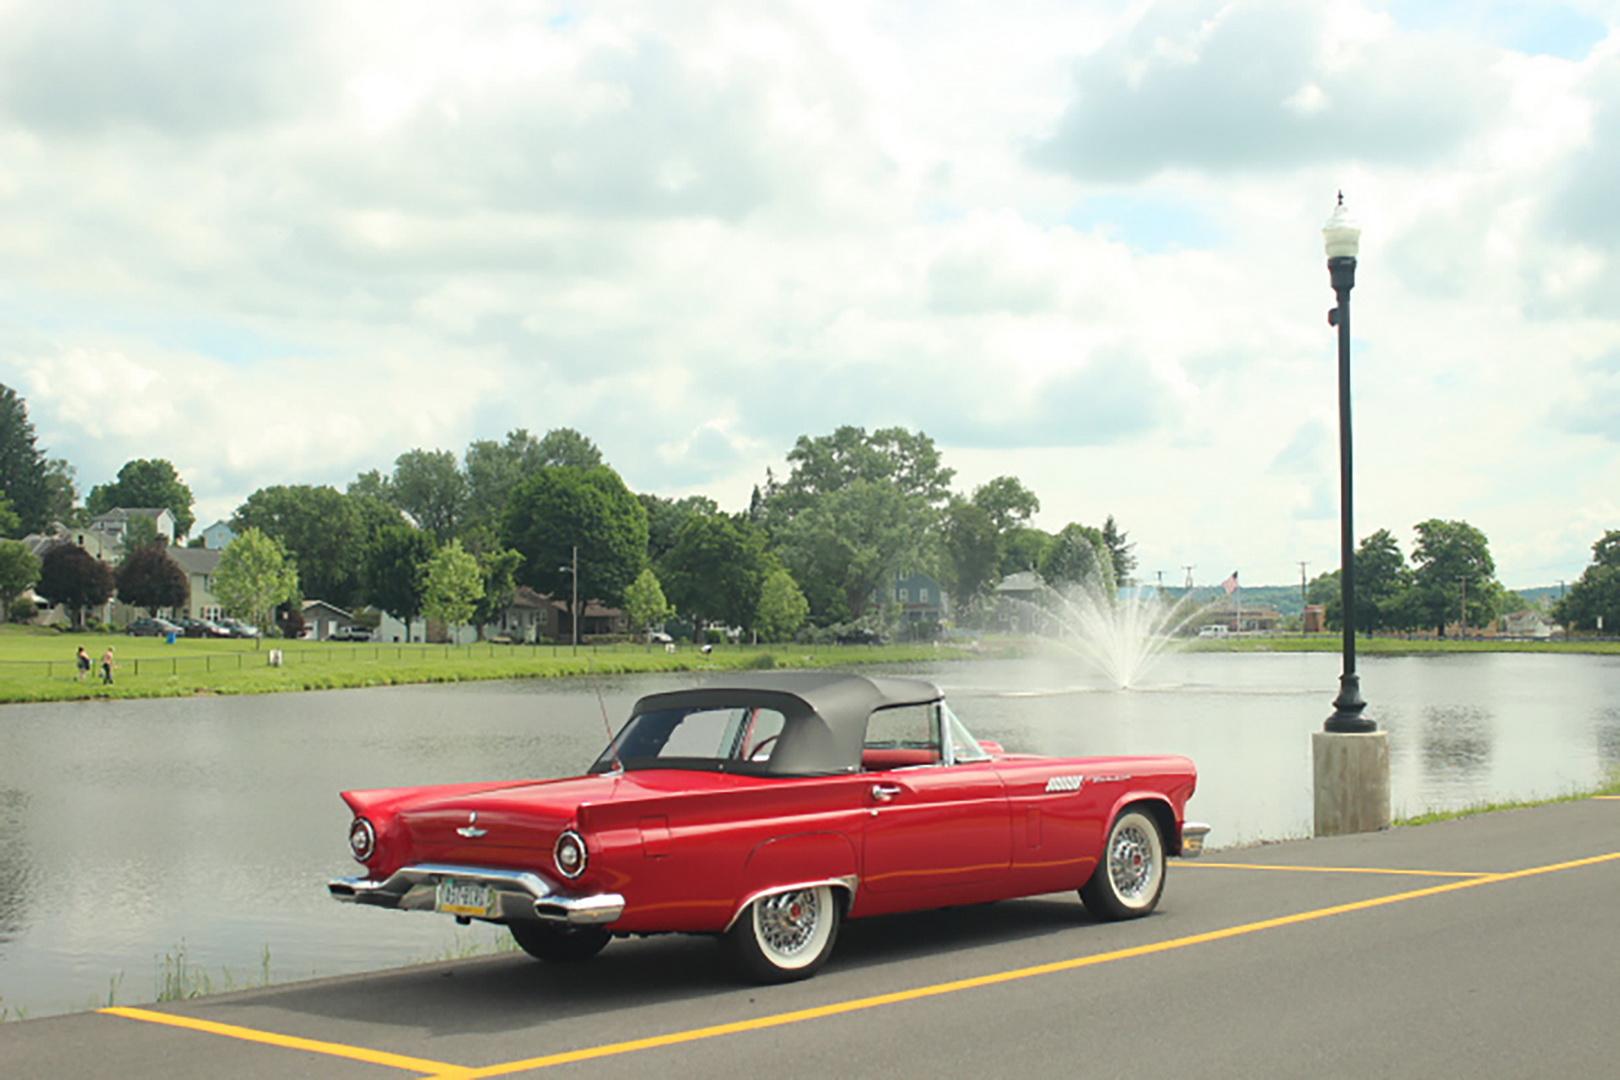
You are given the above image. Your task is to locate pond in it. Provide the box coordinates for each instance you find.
[2,651,1617,1019]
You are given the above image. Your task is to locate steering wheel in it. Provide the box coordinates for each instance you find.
[748,735,780,761]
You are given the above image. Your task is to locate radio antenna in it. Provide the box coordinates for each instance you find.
[588,658,623,773]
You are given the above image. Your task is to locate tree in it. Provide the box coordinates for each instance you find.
[464,429,543,529]
[1410,519,1503,635]
[1100,515,1137,585]
[1039,523,1115,591]
[0,384,51,534]
[234,485,376,608]
[422,540,484,635]
[42,458,78,526]
[942,499,1000,608]
[755,567,809,642]
[115,544,189,615]
[1311,531,1421,633]
[971,476,1040,533]
[502,466,648,629]
[535,427,604,469]
[364,525,436,640]
[460,525,523,639]
[86,459,196,537]
[661,513,768,635]
[1553,529,1620,633]
[122,514,161,554]
[37,544,115,628]
[775,480,918,622]
[639,493,721,563]
[0,492,19,539]
[0,540,41,614]
[347,469,394,504]
[391,448,467,542]
[622,568,674,637]
[213,528,298,632]
[1352,528,1412,633]
[1000,525,1054,576]
[768,425,955,521]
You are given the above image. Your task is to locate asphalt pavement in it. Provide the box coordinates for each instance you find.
[4,797,1618,1079]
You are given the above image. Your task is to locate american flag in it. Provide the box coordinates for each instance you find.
[1222,571,1239,595]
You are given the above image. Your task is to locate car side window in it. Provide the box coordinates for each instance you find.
[652,708,738,758]
[862,703,942,769]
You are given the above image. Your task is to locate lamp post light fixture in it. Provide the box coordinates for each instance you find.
[1323,193,1374,735]
[558,545,579,652]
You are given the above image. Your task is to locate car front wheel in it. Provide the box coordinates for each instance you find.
[1080,809,1166,920]
[725,885,840,983]
[508,921,611,963]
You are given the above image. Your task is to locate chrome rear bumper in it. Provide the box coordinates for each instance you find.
[1179,821,1212,857]
[329,863,624,926]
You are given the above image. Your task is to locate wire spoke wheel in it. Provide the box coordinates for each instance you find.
[725,884,840,982]
[1080,808,1166,920]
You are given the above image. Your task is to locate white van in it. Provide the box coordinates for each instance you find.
[1197,624,1230,638]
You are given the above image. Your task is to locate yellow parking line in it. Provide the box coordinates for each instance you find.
[99,1006,472,1077]
[455,850,1620,1078]
[1183,861,1492,878]
[1595,796,1620,801]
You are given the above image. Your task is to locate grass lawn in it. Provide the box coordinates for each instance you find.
[0,625,971,705]
[1183,633,1620,656]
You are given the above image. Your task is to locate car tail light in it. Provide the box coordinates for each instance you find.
[349,817,376,863]
[555,830,587,879]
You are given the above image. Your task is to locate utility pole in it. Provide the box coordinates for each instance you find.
[559,545,580,653]
[1182,565,1195,591]
[1458,575,1468,640]
[1155,569,1165,594]
[1298,561,1309,632]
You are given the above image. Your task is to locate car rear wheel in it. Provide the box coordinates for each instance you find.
[508,921,611,963]
[725,885,840,983]
[1080,809,1166,920]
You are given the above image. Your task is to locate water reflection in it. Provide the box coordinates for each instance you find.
[1595,707,1620,770]
[0,788,30,945]
[1418,705,1492,781]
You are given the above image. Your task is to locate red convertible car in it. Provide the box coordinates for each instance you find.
[330,672,1209,982]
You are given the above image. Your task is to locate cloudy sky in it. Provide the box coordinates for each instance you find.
[4,0,1618,589]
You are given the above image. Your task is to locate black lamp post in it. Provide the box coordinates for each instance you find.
[1324,193,1373,734]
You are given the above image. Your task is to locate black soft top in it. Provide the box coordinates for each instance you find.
[623,672,943,775]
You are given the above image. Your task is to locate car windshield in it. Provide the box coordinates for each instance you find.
[591,705,789,773]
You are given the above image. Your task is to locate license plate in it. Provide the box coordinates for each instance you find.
[435,878,495,918]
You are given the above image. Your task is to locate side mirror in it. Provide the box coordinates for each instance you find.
[977,740,1005,755]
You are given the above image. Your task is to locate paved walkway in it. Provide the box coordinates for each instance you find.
[5,797,1618,1078]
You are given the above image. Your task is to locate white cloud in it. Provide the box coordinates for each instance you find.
[2,0,1617,587]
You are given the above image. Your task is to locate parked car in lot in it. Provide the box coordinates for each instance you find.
[834,627,885,645]
[176,617,231,638]
[329,625,373,642]
[126,616,181,637]
[330,672,1209,983]
[216,617,260,639]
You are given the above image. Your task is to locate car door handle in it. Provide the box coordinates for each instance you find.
[870,783,902,803]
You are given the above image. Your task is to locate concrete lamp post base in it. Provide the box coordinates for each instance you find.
[1313,730,1391,837]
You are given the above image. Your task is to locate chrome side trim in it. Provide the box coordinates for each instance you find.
[1179,821,1211,858]
[722,874,859,932]
[328,863,625,926]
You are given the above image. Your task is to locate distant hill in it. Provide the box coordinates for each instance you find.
[1125,583,1310,617]
[1122,582,1567,617]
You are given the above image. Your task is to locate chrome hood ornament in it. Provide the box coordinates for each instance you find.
[456,812,488,839]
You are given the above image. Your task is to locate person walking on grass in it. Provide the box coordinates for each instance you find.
[100,646,116,686]
[76,645,91,682]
